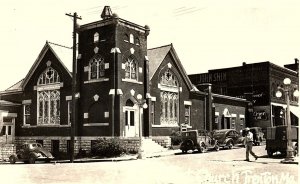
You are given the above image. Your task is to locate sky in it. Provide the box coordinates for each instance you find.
[1,0,300,91]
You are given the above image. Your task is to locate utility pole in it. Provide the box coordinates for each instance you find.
[65,12,81,163]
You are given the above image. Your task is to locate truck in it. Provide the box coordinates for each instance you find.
[265,125,298,157]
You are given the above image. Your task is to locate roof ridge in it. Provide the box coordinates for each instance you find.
[148,43,172,50]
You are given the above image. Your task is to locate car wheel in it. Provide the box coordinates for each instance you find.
[227,142,233,149]
[9,155,16,164]
[267,149,273,157]
[214,144,219,151]
[29,155,36,164]
[198,146,205,153]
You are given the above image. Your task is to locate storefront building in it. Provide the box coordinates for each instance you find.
[189,60,299,131]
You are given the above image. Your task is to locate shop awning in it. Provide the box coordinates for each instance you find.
[271,102,299,118]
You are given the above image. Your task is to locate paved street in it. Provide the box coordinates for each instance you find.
[0,145,298,184]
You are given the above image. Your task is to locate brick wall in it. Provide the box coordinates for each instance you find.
[0,144,16,161]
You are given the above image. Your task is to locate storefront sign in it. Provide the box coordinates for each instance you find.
[198,72,226,83]
[253,111,268,120]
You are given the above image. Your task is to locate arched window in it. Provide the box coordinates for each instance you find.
[37,67,60,125]
[89,54,105,80]
[125,56,137,80]
[160,69,179,126]
[38,67,60,85]
[124,34,129,42]
[135,38,140,45]
[129,34,134,44]
[160,69,178,87]
[94,32,99,43]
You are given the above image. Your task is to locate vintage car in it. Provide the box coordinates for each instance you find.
[180,129,219,153]
[212,129,244,149]
[266,125,298,157]
[9,143,54,164]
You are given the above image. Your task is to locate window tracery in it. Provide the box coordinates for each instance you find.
[125,56,137,80]
[89,54,105,80]
[160,69,179,126]
[37,67,60,125]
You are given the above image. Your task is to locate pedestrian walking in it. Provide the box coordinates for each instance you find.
[244,127,259,161]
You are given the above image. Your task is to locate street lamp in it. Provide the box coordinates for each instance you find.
[275,77,299,163]
[130,90,148,159]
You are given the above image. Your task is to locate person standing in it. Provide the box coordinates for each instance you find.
[244,127,259,161]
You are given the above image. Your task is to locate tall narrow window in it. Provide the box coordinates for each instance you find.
[94,32,99,43]
[125,56,137,80]
[67,100,72,125]
[184,105,191,125]
[89,54,105,80]
[129,34,134,44]
[151,101,155,124]
[37,67,61,125]
[23,104,31,125]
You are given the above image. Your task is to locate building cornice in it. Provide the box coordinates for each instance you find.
[79,18,148,33]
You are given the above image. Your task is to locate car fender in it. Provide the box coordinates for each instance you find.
[225,138,234,145]
[198,141,206,148]
[292,142,298,149]
[29,152,38,159]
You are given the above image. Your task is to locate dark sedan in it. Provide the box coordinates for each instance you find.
[9,143,54,164]
[212,129,244,149]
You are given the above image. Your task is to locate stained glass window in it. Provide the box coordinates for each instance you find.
[159,69,179,126]
[38,67,60,85]
[37,67,60,125]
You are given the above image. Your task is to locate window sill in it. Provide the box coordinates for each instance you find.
[22,125,71,128]
[122,79,142,84]
[83,123,109,126]
[84,78,109,84]
[152,125,180,128]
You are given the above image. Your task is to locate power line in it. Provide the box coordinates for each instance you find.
[47,41,72,49]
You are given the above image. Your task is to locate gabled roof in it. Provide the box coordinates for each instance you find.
[21,41,72,90]
[148,44,172,80]
[5,79,23,91]
[148,44,194,90]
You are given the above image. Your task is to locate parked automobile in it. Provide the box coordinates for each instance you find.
[212,129,244,149]
[9,143,54,164]
[241,127,264,146]
[266,125,298,157]
[180,129,219,153]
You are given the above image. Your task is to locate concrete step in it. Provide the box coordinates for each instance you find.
[141,138,168,157]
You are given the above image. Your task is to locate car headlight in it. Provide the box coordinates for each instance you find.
[36,153,43,157]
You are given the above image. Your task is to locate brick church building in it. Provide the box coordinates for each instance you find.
[0,6,248,156]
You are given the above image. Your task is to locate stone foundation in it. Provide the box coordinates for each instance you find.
[0,144,16,161]
[14,136,142,156]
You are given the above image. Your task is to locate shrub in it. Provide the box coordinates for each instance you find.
[170,131,182,146]
[91,137,127,158]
